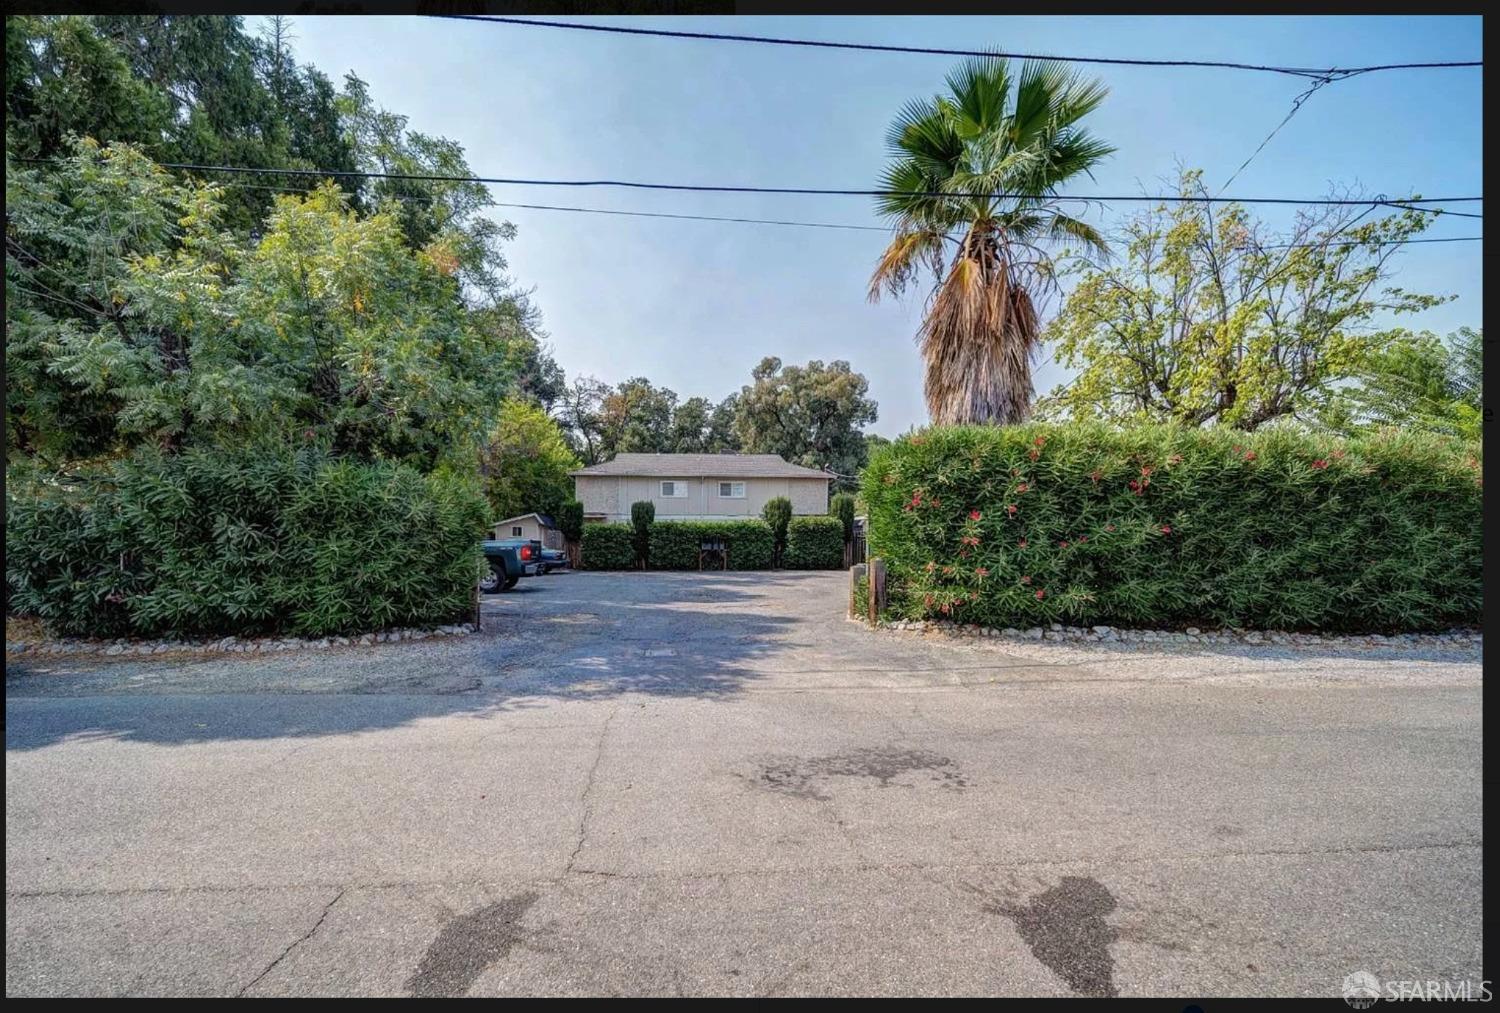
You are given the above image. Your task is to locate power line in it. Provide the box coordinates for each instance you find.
[188,177,1487,246]
[120,160,1482,215]
[433,15,1483,81]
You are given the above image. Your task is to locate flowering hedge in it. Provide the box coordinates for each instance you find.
[862,423,1482,632]
[783,516,846,569]
[581,523,636,570]
[648,520,774,570]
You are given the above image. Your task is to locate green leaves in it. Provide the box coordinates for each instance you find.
[1041,170,1455,432]
[862,422,1480,632]
[6,446,487,638]
[784,516,845,569]
[580,523,635,570]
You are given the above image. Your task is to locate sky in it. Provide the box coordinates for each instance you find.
[278,15,1483,437]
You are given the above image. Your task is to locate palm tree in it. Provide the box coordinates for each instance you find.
[870,56,1115,425]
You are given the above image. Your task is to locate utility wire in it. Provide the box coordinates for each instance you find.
[100,159,1480,215]
[433,15,1483,80]
[188,177,1487,247]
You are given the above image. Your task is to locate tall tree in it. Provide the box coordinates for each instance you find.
[668,396,714,453]
[870,55,1114,425]
[481,398,580,522]
[554,375,611,465]
[599,377,678,456]
[6,140,515,471]
[733,357,877,490]
[1321,327,1482,440]
[1040,170,1450,431]
[7,15,357,231]
[706,395,742,453]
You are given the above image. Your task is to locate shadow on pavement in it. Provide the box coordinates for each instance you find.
[5,572,836,751]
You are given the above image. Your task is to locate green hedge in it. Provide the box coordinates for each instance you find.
[6,446,488,638]
[648,519,775,570]
[783,516,846,569]
[862,423,1482,632]
[581,523,636,570]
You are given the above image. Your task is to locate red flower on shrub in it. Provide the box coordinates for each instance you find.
[941,603,951,614]
[924,594,934,607]
[1017,538,1027,548]
[1059,540,1070,548]
[1028,448,1040,461]
[942,565,954,575]
[1160,525,1172,535]
[1243,451,1257,462]
[1090,469,1102,483]
[1020,575,1032,585]
[969,510,982,521]
[1035,589,1046,600]
[930,497,942,508]
[1168,454,1183,465]
[1140,465,1153,477]
[1078,535,1088,543]
[1332,449,1347,460]
[961,535,979,547]
[975,567,989,578]
[1105,524,1116,532]
[1017,483,1029,494]
[925,561,936,572]
[1128,479,1142,495]
[1311,459,1328,470]
[1034,435,1046,447]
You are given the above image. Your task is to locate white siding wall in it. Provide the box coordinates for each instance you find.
[575,474,828,522]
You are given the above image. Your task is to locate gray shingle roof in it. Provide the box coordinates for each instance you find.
[570,453,831,480]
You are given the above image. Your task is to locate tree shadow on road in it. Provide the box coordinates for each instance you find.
[6,572,840,751]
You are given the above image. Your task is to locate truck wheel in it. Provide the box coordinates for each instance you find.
[480,564,505,594]
[503,574,520,590]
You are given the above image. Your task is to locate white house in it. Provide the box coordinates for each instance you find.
[570,453,832,523]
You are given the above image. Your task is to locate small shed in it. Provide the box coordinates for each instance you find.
[493,512,564,549]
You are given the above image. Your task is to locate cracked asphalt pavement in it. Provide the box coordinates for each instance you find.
[5,572,1483,997]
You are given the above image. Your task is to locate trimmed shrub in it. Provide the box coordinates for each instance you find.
[861,423,1482,632]
[630,500,655,568]
[5,446,488,638]
[648,520,775,570]
[784,516,846,569]
[831,492,857,544]
[581,523,635,570]
[556,500,584,544]
[762,496,792,564]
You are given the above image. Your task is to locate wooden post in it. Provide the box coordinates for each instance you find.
[471,580,482,632]
[849,563,867,619]
[866,558,886,627]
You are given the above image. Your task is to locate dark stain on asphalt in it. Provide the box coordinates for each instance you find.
[756,747,972,801]
[406,890,539,997]
[989,876,1120,998]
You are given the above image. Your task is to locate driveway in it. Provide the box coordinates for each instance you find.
[5,572,1483,997]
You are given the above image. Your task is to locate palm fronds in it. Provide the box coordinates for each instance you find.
[872,53,1113,425]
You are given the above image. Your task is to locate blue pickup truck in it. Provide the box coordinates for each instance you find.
[478,539,539,593]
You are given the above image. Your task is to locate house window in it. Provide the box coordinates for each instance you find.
[660,480,688,498]
[512,526,524,537]
[718,481,746,499]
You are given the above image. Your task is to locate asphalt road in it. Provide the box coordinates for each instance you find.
[5,572,1484,998]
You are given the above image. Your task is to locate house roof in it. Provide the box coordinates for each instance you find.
[494,512,558,528]
[570,453,832,480]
